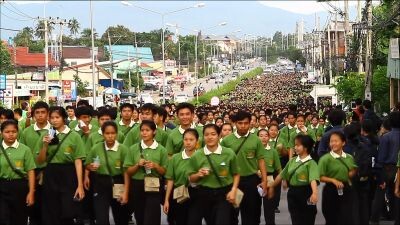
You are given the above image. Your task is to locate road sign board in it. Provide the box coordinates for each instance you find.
[0,74,6,90]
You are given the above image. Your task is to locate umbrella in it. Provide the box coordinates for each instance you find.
[103,88,121,95]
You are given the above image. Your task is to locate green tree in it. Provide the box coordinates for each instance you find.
[101,25,135,45]
[35,20,54,39]
[68,18,80,38]
[73,74,89,97]
[0,42,14,75]
[14,27,34,47]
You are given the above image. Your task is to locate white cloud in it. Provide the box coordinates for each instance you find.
[258,1,376,15]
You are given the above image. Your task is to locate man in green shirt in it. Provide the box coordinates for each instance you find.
[117,103,137,136]
[73,106,98,144]
[278,111,297,166]
[66,105,77,127]
[123,103,169,147]
[220,110,268,225]
[18,101,50,225]
[165,103,203,156]
[154,106,172,134]
[13,108,26,134]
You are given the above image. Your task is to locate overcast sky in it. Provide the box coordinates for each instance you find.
[1,1,369,40]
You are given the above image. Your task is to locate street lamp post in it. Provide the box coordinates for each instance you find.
[121,1,205,104]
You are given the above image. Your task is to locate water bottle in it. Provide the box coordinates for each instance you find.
[93,156,100,168]
[145,167,152,174]
[337,188,343,196]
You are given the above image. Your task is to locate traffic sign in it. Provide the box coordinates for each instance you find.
[210,96,220,106]
[0,74,6,90]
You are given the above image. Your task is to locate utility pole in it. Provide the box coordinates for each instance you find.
[265,44,268,64]
[90,0,96,108]
[364,0,373,100]
[335,11,339,77]
[128,48,131,92]
[327,16,332,85]
[44,18,49,104]
[135,33,139,95]
[107,31,114,96]
[357,0,364,74]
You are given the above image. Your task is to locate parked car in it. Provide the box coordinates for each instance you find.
[174,93,189,103]
[210,73,217,79]
[159,85,173,96]
[143,83,158,91]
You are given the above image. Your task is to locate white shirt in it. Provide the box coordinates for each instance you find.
[178,123,196,135]
[56,126,71,135]
[105,141,119,152]
[68,116,77,121]
[310,124,320,130]
[182,150,191,160]
[234,130,250,139]
[119,119,135,127]
[204,144,222,155]
[34,122,51,131]
[265,144,271,150]
[97,128,103,136]
[249,128,257,134]
[140,140,158,150]
[330,151,347,159]
[288,124,297,130]
[295,155,312,163]
[2,140,19,150]
[296,127,308,134]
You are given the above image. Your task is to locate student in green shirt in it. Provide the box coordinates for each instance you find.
[288,115,317,156]
[123,103,169,148]
[84,121,130,225]
[319,131,357,225]
[165,103,203,156]
[124,120,168,225]
[0,120,36,225]
[257,128,281,225]
[187,124,240,225]
[163,128,199,225]
[85,108,125,154]
[220,110,268,225]
[131,107,140,124]
[249,114,258,134]
[308,115,324,142]
[73,106,98,144]
[269,134,319,225]
[258,115,269,131]
[14,108,26,134]
[118,103,138,136]
[277,111,297,167]
[154,106,172,134]
[36,106,86,225]
[220,123,233,142]
[18,101,50,225]
[66,105,77,127]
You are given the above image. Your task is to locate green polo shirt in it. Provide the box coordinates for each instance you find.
[73,125,98,144]
[278,125,297,150]
[117,121,138,137]
[165,126,204,156]
[86,142,128,176]
[17,118,26,133]
[307,125,324,141]
[318,152,357,182]
[221,133,265,177]
[397,151,400,167]
[288,129,317,149]
[0,142,36,179]
[187,146,238,188]
[35,130,86,166]
[263,145,281,173]
[68,119,99,130]
[165,150,193,187]
[85,130,125,155]
[123,141,168,180]
[123,125,169,148]
[280,157,319,186]
[19,125,50,161]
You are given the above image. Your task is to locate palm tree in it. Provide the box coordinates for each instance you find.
[80,28,98,39]
[68,18,80,38]
[14,27,34,46]
[34,20,54,39]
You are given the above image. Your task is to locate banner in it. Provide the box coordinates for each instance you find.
[63,80,72,100]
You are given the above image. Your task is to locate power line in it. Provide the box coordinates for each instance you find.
[2,3,34,20]
[6,1,35,19]
[0,27,21,32]
[0,11,34,21]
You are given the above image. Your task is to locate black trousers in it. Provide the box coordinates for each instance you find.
[371,165,397,222]
[92,174,129,225]
[129,179,161,225]
[41,164,82,225]
[28,168,43,225]
[233,174,262,225]
[287,185,316,225]
[263,172,280,225]
[187,185,234,225]
[166,186,193,225]
[322,183,355,225]
[352,181,370,225]
[0,179,29,225]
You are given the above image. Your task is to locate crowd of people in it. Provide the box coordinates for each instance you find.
[0,96,399,225]
[220,72,314,110]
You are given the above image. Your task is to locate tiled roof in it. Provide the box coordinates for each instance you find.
[7,47,59,67]
[62,46,104,59]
